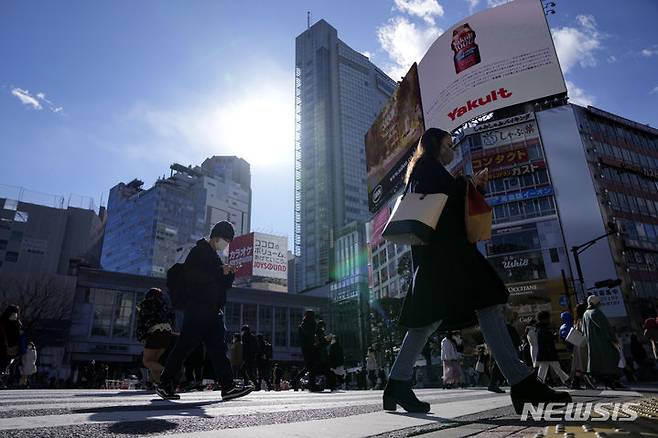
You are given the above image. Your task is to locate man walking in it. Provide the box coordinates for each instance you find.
[157,221,253,401]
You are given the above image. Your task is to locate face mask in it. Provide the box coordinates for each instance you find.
[216,238,230,252]
[8,314,18,321]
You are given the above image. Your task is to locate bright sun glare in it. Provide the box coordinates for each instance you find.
[212,88,294,168]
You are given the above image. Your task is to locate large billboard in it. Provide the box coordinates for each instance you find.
[228,232,288,281]
[366,63,425,213]
[252,232,288,280]
[417,0,566,132]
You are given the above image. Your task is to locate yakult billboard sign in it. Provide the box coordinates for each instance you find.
[418,0,566,132]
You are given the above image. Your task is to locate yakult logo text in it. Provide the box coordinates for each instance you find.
[520,403,639,422]
[448,88,513,121]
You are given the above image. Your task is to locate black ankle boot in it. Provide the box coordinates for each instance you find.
[510,373,571,414]
[383,378,430,413]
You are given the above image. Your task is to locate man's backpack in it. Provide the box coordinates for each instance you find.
[166,263,187,310]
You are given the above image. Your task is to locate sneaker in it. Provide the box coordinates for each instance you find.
[156,383,180,400]
[222,383,254,401]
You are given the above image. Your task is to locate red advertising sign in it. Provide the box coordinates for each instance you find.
[228,233,254,279]
[472,147,528,172]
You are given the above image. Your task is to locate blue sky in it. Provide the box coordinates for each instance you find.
[1,0,657,247]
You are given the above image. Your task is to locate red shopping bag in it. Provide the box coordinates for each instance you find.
[465,180,492,243]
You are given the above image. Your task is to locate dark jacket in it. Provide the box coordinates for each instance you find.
[536,322,559,362]
[184,239,234,312]
[399,155,508,329]
[242,332,259,361]
[299,318,317,350]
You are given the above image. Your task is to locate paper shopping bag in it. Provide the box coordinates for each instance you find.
[465,180,492,243]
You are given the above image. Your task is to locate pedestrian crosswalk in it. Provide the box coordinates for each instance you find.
[0,388,511,437]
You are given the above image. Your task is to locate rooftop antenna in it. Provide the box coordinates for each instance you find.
[307,11,311,29]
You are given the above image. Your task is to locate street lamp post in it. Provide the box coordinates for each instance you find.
[570,222,617,302]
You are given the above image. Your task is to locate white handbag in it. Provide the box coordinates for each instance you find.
[382,185,449,246]
[565,327,586,347]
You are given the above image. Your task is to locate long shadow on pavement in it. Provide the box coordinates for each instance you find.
[75,399,220,414]
[107,419,179,435]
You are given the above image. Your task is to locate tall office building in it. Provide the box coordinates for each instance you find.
[294,19,397,291]
[101,156,251,277]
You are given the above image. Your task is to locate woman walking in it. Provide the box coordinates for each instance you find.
[19,342,37,388]
[440,333,463,388]
[382,128,570,414]
[570,303,595,389]
[136,288,176,385]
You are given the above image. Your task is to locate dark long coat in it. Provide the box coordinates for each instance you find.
[398,155,509,329]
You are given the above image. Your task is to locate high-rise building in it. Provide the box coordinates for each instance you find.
[101,156,251,277]
[294,19,397,291]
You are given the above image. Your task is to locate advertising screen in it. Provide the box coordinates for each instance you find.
[417,0,566,132]
[366,63,425,213]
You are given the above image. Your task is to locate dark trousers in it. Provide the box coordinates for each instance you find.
[184,344,206,383]
[161,308,233,388]
[301,346,317,389]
